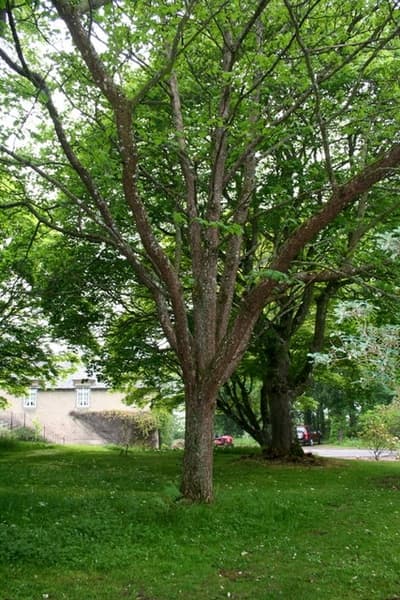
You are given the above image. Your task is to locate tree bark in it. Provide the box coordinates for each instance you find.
[3,1,400,504]
[181,386,217,503]
[264,340,294,457]
[267,391,293,457]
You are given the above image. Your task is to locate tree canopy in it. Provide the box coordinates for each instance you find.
[1,0,400,500]
[0,192,67,399]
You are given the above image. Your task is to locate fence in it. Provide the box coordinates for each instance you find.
[0,411,66,445]
[0,410,160,447]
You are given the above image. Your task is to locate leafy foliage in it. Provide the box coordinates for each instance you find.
[360,403,400,460]
[2,0,400,498]
[70,409,159,448]
[0,203,72,393]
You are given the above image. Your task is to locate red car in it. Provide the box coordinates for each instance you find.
[214,434,234,446]
[296,426,321,446]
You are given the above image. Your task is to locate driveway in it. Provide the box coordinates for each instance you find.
[304,444,399,461]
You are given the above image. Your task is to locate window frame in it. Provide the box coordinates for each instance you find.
[23,387,38,409]
[76,386,91,409]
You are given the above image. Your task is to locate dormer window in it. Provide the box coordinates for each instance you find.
[23,387,37,409]
[74,378,94,409]
[76,387,90,408]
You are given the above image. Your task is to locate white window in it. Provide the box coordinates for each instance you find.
[76,387,90,408]
[23,388,37,409]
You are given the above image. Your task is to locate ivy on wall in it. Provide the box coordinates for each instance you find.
[70,410,159,448]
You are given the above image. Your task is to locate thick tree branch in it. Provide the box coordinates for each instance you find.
[217,19,263,342]
[189,29,236,369]
[210,142,400,393]
[169,71,201,267]
[294,264,374,283]
[76,0,112,14]
[51,0,194,382]
[293,281,340,393]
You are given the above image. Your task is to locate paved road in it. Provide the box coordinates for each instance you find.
[303,444,398,461]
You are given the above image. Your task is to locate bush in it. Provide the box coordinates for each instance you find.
[153,408,174,449]
[384,401,400,437]
[360,403,400,460]
[70,410,159,448]
[0,434,19,451]
[12,426,44,442]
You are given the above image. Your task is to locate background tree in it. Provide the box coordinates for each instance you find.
[1,0,400,500]
[217,152,400,456]
[0,185,69,401]
[308,295,400,438]
[359,402,400,460]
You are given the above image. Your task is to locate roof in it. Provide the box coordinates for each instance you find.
[46,369,109,391]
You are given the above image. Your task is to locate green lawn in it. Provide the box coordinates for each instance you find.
[0,443,399,600]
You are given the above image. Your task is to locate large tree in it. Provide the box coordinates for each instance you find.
[0,185,68,399]
[1,0,400,500]
[218,166,400,455]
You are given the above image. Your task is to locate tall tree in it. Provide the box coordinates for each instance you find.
[1,0,400,500]
[0,188,68,397]
[218,186,400,455]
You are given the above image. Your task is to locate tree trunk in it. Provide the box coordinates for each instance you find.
[181,388,217,503]
[263,330,299,458]
[266,386,294,457]
[256,377,272,451]
[254,427,272,452]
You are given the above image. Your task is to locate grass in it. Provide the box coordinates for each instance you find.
[0,443,400,599]
[326,437,369,448]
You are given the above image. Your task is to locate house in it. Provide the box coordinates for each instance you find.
[0,372,159,447]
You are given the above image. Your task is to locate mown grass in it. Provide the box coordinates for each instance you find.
[0,443,399,600]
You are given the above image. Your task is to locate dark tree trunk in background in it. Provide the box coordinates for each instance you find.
[263,330,298,457]
[257,377,272,450]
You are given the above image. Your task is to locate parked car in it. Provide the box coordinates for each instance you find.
[296,425,321,446]
[214,434,234,446]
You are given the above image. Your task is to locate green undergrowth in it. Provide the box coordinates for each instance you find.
[0,443,399,599]
[327,437,369,448]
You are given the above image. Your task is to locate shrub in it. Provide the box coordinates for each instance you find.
[0,434,19,451]
[153,408,174,448]
[70,409,159,449]
[12,426,44,442]
[360,404,400,460]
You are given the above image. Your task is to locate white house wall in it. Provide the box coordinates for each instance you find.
[0,387,137,445]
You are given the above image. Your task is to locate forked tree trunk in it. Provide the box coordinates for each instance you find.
[181,389,217,503]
